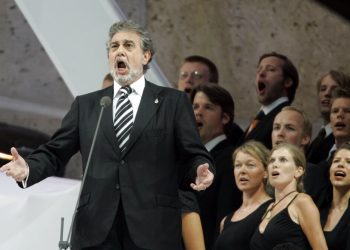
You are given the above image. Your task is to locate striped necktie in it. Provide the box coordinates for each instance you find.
[114,86,133,152]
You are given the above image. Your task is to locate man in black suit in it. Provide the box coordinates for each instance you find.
[177,55,244,146]
[306,70,350,164]
[191,83,241,250]
[305,87,350,209]
[0,20,214,250]
[241,52,299,149]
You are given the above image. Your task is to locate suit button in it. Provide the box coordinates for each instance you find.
[120,160,125,165]
[116,184,120,190]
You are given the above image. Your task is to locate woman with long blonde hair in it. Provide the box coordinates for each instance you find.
[250,143,328,249]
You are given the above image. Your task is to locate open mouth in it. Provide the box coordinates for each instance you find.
[118,61,126,68]
[257,81,266,94]
[271,171,280,177]
[196,121,203,128]
[238,177,248,184]
[115,59,128,74]
[335,122,346,129]
[334,171,346,177]
[184,87,192,93]
[117,60,127,69]
[321,99,330,106]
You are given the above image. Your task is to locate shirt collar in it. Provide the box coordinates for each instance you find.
[261,96,289,115]
[205,134,227,152]
[113,75,146,98]
[324,123,332,136]
[327,144,337,161]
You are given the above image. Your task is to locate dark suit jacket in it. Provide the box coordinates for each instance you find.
[198,139,242,250]
[227,122,244,147]
[306,133,334,164]
[240,102,289,149]
[25,81,214,250]
[304,160,332,209]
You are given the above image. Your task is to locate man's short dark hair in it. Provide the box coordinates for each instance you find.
[190,83,234,135]
[184,55,219,83]
[259,52,299,103]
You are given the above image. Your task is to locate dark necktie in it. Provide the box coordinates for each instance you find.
[246,110,265,136]
[114,86,133,152]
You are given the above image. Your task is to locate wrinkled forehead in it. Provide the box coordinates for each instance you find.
[110,31,141,44]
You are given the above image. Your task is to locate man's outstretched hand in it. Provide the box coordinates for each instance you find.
[190,163,214,191]
[0,147,29,182]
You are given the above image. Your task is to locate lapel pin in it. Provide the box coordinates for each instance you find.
[154,98,159,104]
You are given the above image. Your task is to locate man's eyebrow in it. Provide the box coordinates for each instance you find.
[110,39,135,43]
[124,40,136,45]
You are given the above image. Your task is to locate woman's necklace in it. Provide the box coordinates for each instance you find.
[262,190,297,220]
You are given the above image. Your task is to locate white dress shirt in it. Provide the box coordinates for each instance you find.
[113,75,146,122]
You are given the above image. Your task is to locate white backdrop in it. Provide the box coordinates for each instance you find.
[0,174,80,250]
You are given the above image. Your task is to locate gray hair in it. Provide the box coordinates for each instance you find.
[107,20,155,71]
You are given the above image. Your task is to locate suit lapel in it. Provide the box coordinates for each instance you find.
[122,81,162,156]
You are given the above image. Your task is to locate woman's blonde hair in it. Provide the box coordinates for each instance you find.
[233,140,270,170]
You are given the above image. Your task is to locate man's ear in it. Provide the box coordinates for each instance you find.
[300,134,311,148]
[222,113,230,126]
[284,78,293,88]
[143,50,151,65]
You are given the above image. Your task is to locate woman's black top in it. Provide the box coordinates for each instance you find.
[250,194,311,250]
[321,199,350,250]
[214,200,272,250]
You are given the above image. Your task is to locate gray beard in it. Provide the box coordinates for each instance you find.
[111,68,142,86]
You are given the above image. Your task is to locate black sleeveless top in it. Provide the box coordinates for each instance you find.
[214,200,272,250]
[321,199,350,250]
[250,194,311,250]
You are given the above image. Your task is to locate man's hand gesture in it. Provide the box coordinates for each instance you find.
[190,163,214,191]
[0,147,29,182]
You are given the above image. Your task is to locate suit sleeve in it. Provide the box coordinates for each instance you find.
[173,92,215,187]
[25,98,80,186]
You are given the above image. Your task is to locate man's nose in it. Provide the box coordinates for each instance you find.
[195,107,203,115]
[278,128,285,136]
[337,110,345,118]
[116,46,126,55]
[257,69,266,78]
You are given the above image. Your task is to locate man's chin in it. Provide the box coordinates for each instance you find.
[115,75,133,85]
[113,70,142,85]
